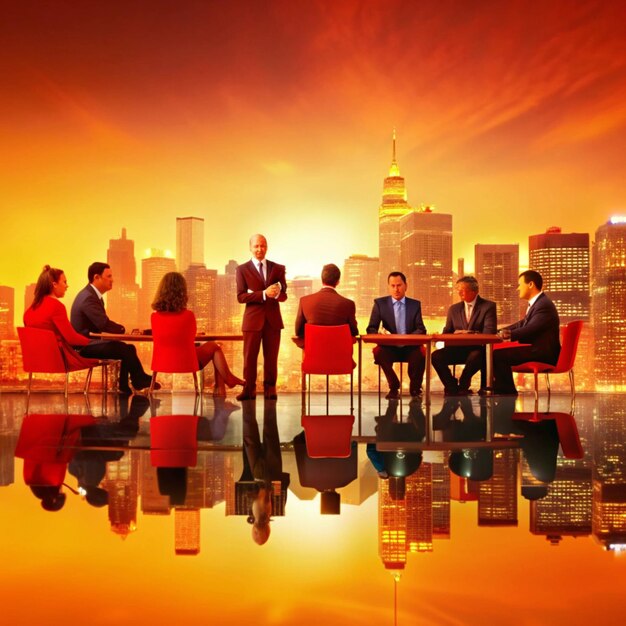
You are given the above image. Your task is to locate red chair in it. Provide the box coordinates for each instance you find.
[150,415,199,467]
[302,324,356,414]
[18,327,109,408]
[512,321,583,400]
[150,311,201,395]
[301,414,355,458]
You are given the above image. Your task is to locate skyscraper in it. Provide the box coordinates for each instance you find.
[378,131,412,293]
[107,228,139,330]
[176,216,204,273]
[474,244,519,326]
[342,254,380,320]
[0,286,15,340]
[139,249,176,327]
[184,264,217,332]
[529,227,590,323]
[592,217,626,391]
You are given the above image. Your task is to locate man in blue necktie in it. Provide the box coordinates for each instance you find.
[366,272,427,399]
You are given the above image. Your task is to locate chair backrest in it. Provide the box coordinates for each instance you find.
[18,326,67,373]
[554,321,583,373]
[301,414,355,458]
[151,311,199,373]
[302,324,354,375]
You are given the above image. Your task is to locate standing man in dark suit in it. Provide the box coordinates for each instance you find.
[366,271,427,399]
[432,276,497,395]
[70,262,155,393]
[294,263,358,345]
[493,270,561,395]
[236,234,287,400]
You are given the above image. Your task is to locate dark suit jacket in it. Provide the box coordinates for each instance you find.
[366,296,427,335]
[295,287,359,338]
[442,295,497,334]
[236,260,287,332]
[506,292,561,363]
[70,284,125,338]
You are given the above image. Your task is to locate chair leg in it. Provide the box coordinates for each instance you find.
[193,372,200,396]
[308,374,311,415]
[26,372,32,413]
[350,371,354,415]
[569,369,575,399]
[545,373,551,397]
[326,374,329,414]
[64,373,69,399]
[149,372,158,394]
[378,365,381,416]
[533,371,539,403]
[84,367,93,396]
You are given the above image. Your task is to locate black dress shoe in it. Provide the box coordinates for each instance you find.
[385,388,400,400]
[410,387,422,397]
[264,386,277,400]
[444,386,460,396]
[236,391,256,401]
[457,388,472,396]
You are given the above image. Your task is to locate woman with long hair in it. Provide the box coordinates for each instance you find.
[151,272,244,395]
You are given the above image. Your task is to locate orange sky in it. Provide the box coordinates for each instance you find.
[2,1,626,316]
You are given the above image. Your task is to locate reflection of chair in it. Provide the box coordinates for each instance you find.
[301,414,355,458]
[512,321,583,400]
[150,312,201,395]
[301,324,355,414]
[18,327,108,408]
[150,415,199,467]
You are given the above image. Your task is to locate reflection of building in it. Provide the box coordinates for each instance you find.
[342,255,379,320]
[475,244,519,326]
[175,508,201,555]
[104,451,139,538]
[0,285,15,339]
[176,216,204,273]
[107,228,140,330]
[431,460,451,539]
[406,464,433,552]
[139,250,176,328]
[139,451,170,515]
[378,477,407,571]
[593,217,626,391]
[478,449,518,526]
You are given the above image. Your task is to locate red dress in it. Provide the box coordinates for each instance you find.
[151,309,201,372]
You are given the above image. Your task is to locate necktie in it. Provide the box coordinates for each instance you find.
[465,303,473,325]
[394,300,406,335]
[258,262,265,283]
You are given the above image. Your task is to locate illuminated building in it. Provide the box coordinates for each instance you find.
[139,249,176,328]
[0,286,15,339]
[184,264,217,332]
[378,131,412,293]
[478,449,518,526]
[175,508,201,555]
[431,460,451,539]
[139,451,171,515]
[592,217,626,391]
[0,340,20,382]
[378,477,407,571]
[104,451,139,538]
[342,254,380,319]
[406,463,433,552]
[529,227,590,322]
[106,228,140,330]
[400,209,453,317]
[474,244,519,326]
[215,270,240,333]
[24,283,35,314]
[176,216,204,273]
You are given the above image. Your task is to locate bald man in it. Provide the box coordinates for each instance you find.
[235,234,287,400]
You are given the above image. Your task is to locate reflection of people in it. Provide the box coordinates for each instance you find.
[366,272,427,399]
[24,265,99,371]
[431,276,497,395]
[236,235,287,400]
[151,272,244,395]
[493,270,561,395]
[238,399,290,544]
[294,264,358,346]
[70,262,155,394]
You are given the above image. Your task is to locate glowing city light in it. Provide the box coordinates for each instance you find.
[609,216,626,224]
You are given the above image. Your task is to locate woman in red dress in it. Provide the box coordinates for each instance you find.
[151,272,244,395]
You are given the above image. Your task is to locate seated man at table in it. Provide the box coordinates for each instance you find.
[366,271,427,399]
[432,276,497,395]
[70,262,156,394]
[294,263,359,347]
[492,270,560,395]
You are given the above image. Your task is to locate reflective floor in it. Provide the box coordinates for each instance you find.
[0,389,625,625]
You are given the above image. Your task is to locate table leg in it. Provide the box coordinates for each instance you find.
[358,337,362,431]
[425,340,432,406]
[486,343,494,394]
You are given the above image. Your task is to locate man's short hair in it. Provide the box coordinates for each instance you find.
[387,271,407,284]
[321,264,341,287]
[88,262,110,283]
[519,270,543,290]
[457,276,479,292]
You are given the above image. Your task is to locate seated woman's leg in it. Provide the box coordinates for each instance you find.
[196,342,245,394]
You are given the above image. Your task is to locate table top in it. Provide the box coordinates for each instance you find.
[361,333,432,346]
[90,333,244,342]
[361,333,502,346]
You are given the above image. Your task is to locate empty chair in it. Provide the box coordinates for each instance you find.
[301,323,356,414]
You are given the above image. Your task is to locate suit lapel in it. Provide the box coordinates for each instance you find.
[385,297,397,333]
[248,260,265,289]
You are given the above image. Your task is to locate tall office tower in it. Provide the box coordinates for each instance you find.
[529,227,590,322]
[378,131,412,293]
[107,228,140,330]
[405,463,433,553]
[104,451,139,538]
[477,449,518,526]
[592,395,626,551]
[0,286,15,339]
[378,477,407,572]
[176,216,204,273]
[139,451,171,515]
[174,508,201,555]
[475,244,519,326]
[457,258,464,280]
[139,250,176,327]
[400,209,453,317]
[283,276,315,321]
[184,264,217,332]
[342,254,380,319]
[24,283,35,313]
[431,460,451,539]
[593,217,626,391]
[0,340,20,382]
[215,273,239,333]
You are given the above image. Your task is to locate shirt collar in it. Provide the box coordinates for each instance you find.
[528,292,543,307]
[392,296,406,305]
[90,283,104,300]
[465,296,477,307]
[322,285,337,291]
[251,258,267,267]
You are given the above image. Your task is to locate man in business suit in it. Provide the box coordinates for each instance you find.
[70,262,155,393]
[294,263,358,346]
[432,276,497,395]
[366,271,427,399]
[493,270,561,395]
[236,234,287,400]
